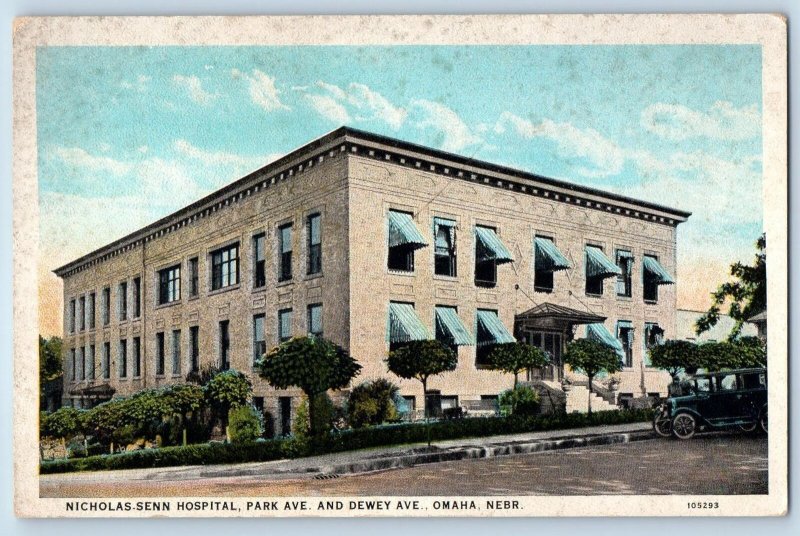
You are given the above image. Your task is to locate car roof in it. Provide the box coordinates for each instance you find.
[690,368,767,378]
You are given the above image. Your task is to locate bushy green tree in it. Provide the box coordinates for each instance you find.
[39,336,63,383]
[498,386,540,416]
[347,378,399,428]
[697,338,767,371]
[386,340,457,418]
[488,342,549,388]
[42,407,85,457]
[258,336,361,436]
[203,370,252,429]
[696,233,766,339]
[562,339,622,415]
[228,405,264,443]
[648,339,702,377]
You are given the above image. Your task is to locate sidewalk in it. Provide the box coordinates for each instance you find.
[41,421,654,484]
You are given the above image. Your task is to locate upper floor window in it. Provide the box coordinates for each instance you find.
[253,233,266,288]
[132,337,141,378]
[534,236,570,292]
[434,218,457,277]
[615,249,633,297]
[585,245,621,297]
[87,292,96,329]
[475,226,513,288]
[118,281,128,321]
[119,339,128,378]
[78,296,86,331]
[132,277,141,318]
[307,213,322,275]
[102,342,110,380]
[158,265,181,305]
[68,299,76,333]
[189,257,199,297]
[307,303,323,338]
[278,308,293,343]
[642,254,675,303]
[102,287,110,326]
[253,314,266,365]
[278,224,293,282]
[189,325,200,373]
[219,320,231,370]
[172,329,181,375]
[155,332,165,376]
[211,243,239,290]
[387,210,428,273]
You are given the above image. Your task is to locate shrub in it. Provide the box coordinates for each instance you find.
[204,370,252,419]
[499,386,540,417]
[228,405,264,443]
[347,379,399,428]
[41,407,85,441]
[293,394,336,438]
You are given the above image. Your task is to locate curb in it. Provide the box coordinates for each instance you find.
[312,429,656,478]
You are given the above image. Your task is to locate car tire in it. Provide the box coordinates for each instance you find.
[672,413,697,440]
[653,413,672,438]
[759,407,768,434]
[738,422,758,433]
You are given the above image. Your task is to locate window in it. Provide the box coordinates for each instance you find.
[88,292,96,329]
[643,254,660,303]
[643,323,664,368]
[68,299,76,333]
[534,236,561,292]
[253,314,266,365]
[278,224,293,282]
[172,330,181,375]
[87,344,95,380]
[307,213,322,275]
[133,277,141,317]
[695,378,712,392]
[278,308,293,343]
[69,349,76,381]
[434,305,461,354]
[615,250,633,297]
[189,257,199,297]
[158,265,181,304]
[132,337,141,377]
[716,374,738,391]
[584,245,609,296]
[118,281,128,321]
[78,296,86,331]
[212,243,240,290]
[617,322,634,368]
[307,303,323,338]
[119,339,128,378]
[102,342,110,380]
[156,332,165,375]
[78,347,85,380]
[434,218,457,277]
[219,321,230,370]
[102,287,110,326]
[387,210,423,272]
[189,326,200,373]
[253,233,266,288]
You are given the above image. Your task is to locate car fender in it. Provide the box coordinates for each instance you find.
[671,407,707,426]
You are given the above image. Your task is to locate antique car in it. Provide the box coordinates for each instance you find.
[653,368,767,440]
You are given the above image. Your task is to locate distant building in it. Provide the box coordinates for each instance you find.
[676,309,757,343]
[747,310,767,341]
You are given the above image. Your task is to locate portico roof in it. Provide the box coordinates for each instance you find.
[515,302,607,332]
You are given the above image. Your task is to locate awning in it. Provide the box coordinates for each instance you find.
[516,302,606,332]
[643,256,675,285]
[434,217,456,251]
[388,211,428,249]
[616,320,635,347]
[586,323,625,359]
[476,310,516,346]
[435,306,473,346]
[475,227,514,264]
[585,246,622,278]
[387,302,430,343]
[535,237,571,272]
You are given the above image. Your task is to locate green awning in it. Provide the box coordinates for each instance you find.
[476,310,515,346]
[387,302,430,343]
[434,217,456,251]
[643,256,675,285]
[617,250,634,259]
[585,246,622,278]
[535,237,571,272]
[475,227,514,264]
[587,323,625,359]
[435,306,473,346]
[388,211,428,249]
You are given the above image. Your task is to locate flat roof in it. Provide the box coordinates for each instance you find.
[54,126,691,277]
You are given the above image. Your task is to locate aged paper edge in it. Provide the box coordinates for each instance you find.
[12,14,788,518]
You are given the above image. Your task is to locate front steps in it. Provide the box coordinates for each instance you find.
[565,385,617,413]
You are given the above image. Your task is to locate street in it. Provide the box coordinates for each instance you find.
[40,433,768,497]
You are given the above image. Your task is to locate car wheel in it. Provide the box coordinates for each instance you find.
[738,421,758,433]
[672,413,697,440]
[759,407,768,434]
[653,413,672,438]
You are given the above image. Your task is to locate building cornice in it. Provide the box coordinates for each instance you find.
[54,126,691,278]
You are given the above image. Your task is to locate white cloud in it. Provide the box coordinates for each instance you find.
[119,75,150,92]
[303,81,407,130]
[495,111,626,177]
[233,68,289,112]
[173,139,281,172]
[305,94,352,125]
[640,101,761,141]
[410,99,481,152]
[54,147,132,176]
[172,74,218,106]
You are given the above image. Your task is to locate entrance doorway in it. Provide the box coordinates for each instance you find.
[523,330,563,381]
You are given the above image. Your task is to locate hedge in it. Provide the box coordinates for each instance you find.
[40,408,653,474]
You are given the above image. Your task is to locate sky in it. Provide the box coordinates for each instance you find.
[36,45,764,336]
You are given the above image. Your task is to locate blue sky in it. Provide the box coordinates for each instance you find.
[36,45,763,334]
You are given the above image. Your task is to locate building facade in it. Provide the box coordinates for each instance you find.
[55,127,690,427]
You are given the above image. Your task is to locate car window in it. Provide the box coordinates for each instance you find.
[695,378,712,393]
[717,374,738,391]
[741,373,765,389]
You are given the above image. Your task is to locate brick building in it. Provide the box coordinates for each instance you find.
[55,127,690,429]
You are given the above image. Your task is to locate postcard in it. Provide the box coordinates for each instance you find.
[13,14,787,517]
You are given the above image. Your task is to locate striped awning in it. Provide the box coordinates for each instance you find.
[476,310,515,347]
[475,227,514,264]
[388,211,428,249]
[387,302,430,343]
[434,217,456,251]
[587,323,625,360]
[435,306,473,346]
[585,246,622,278]
[534,237,571,272]
[643,256,675,285]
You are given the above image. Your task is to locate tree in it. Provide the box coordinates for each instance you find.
[488,342,549,388]
[203,370,252,432]
[41,407,84,457]
[39,336,63,409]
[386,340,457,418]
[648,339,702,377]
[562,339,622,415]
[696,233,766,339]
[697,338,767,371]
[347,378,399,428]
[257,336,361,436]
